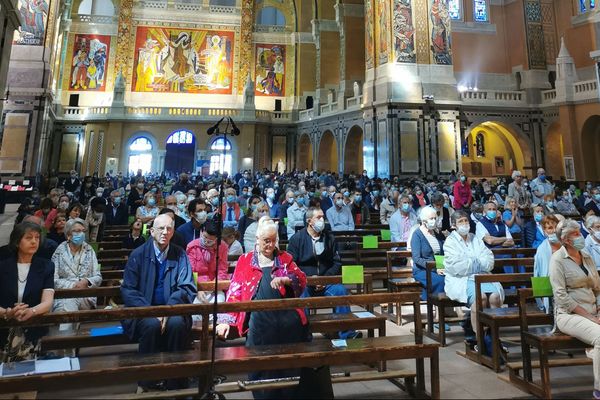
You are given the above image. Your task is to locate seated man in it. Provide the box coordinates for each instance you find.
[121,214,197,392]
[325,192,355,231]
[389,194,418,243]
[287,206,361,339]
[523,204,547,249]
[476,201,517,272]
[176,198,210,247]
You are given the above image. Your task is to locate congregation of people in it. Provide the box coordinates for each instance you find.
[4,166,600,397]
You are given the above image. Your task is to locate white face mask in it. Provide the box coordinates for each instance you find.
[456,224,470,236]
[312,219,325,233]
[425,218,436,230]
[195,211,207,223]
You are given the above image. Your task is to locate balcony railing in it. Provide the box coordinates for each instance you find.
[460,89,527,107]
[320,102,338,115]
[346,95,363,109]
[298,108,314,121]
[72,14,118,24]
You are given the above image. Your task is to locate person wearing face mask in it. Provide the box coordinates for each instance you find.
[410,206,446,301]
[533,214,562,313]
[411,186,430,210]
[243,201,271,252]
[105,189,128,226]
[238,195,263,240]
[237,171,253,195]
[523,204,547,249]
[85,197,107,243]
[136,192,160,225]
[585,188,600,217]
[319,185,336,215]
[237,187,250,206]
[264,187,280,219]
[530,168,554,204]
[287,207,361,340]
[122,218,146,250]
[57,195,70,213]
[584,216,600,269]
[164,195,186,229]
[287,192,307,240]
[127,179,146,216]
[390,195,418,243]
[64,170,81,193]
[557,189,580,217]
[52,218,102,330]
[350,190,369,226]
[452,172,473,210]
[34,197,58,230]
[187,219,229,305]
[380,189,399,224]
[548,219,600,400]
[325,192,355,231]
[430,193,452,234]
[276,190,296,240]
[176,198,210,247]
[444,211,503,346]
[175,193,191,223]
[78,177,97,206]
[221,187,241,229]
[476,201,514,249]
[502,197,524,234]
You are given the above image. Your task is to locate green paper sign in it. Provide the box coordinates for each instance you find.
[193,272,199,286]
[342,265,364,284]
[531,276,553,298]
[284,217,289,226]
[128,216,135,225]
[98,263,102,270]
[380,229,391,241]
[362,235,378,249]
[434,255,445,269]
[90,242,99,254]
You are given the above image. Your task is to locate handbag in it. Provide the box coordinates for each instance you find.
[294,365,334,399]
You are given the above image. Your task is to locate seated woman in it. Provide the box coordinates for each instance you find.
[502,196,523,234]
[187,219,229,305]
[549,219,600,399]
[585,215,600,269]
[52,218,102,330]
[67,202,84,220]
[410,206,446,301]
[444,211,504,347]
[216,217,318,399]
[47,213,67,244]
[0,222,55,361]
[34,197,58,230]
[533,214,561,313]
[122,218,146,250]
[136,192,160,225]
[243,201,270,252]
[222,226,243,257]
[524,204,547,249]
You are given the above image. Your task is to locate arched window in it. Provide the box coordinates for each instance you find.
[256,6,286,26]
[128,137,153,174]
[473,0,489,22]
[448,0,462,20]
[78,0,115,16]
[167,130,194,144]
[209,137,232,174]
[475,132,486,157]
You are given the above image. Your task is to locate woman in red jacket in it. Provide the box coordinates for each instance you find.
[216,216,309,399]
[453,171,473,210]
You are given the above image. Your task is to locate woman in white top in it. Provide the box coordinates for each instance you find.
[243,201,270,252]
[533,214,562,313]
[444,210,504,344]
[52,218,102,330]
[585,215,600,269]
[136,192,160,225]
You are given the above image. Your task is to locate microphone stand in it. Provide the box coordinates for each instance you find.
[200,117,237,400]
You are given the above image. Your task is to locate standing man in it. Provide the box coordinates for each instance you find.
[104,190,128,226]
[530,168,554,205]
[287,207,361,340]
[121,214,196,392]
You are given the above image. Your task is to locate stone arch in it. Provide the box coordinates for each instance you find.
[343,125,363,175]
[317,130,338,172]
[297,133,313,171]
[544,122,564,179]
[124,132,159,174]
[463,121,531,177]
[581,115,600,181]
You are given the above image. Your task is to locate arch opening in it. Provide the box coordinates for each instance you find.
[128,136,153,175]
[209,136,233,175]
[297,134,313,171]
[582,115,600,181]
[545,122,564,179]
[344,125,363,175]
[318,130,338,172]
[165,130,195,175]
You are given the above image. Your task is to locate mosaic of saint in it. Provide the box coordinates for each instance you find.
[365,0,375,69]
[69,34,110,91]
[393,0,416,63]
[132,26,234,94]
[255,44,285,96]
[13,0,48,45]
[429,0,452,65]
[377,0,390,65]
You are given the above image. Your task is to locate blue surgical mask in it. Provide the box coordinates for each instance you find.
[572,236,586,251]
[460,176,466,182]
[539,174,546,181]
[486,210,497,220]
[296,198,304,206]
[401,203,410,213]
[113,197,121,205]
[211,197,219,207]
[343,191,350,197]
[354,195,362,203]
[148,198,156,207]
[594,194,600,202]
[226,195,236,204]
[71,232,85,246]
[372,190,379,197]
[546,201,554,208]
[534,213,543,222]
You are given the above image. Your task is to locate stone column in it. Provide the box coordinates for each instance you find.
[237,0,255,94]
[114,0,134,84]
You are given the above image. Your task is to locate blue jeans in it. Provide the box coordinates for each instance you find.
[301,284,357,339]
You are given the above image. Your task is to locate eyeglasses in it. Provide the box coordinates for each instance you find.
[152,226,173,232]
[260,237,277,245]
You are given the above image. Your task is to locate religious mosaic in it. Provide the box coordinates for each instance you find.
[393,0,416,63]
[131,26,234,94]
[13,0,48,46]
[429,0,452,65]
[376,0,391,66]
[365,0,375,69]
[69,34,110,91]
[255,44,285,96]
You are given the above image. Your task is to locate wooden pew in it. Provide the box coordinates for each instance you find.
[507,288,590,398]
[386,250,421,325]
[1,293,440,399]
[424,256,535,346]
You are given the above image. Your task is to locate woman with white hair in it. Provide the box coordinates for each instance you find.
[410,206,446,301]
[243,201,270,252]
[175,193,191,222]
[52,218,102,330]
[549,219,600,399]
[585,215,600,269]
[216,217,316,399]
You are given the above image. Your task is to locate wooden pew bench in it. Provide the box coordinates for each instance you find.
[507,288,590,399]
[1,293,439,399]
[385,250,422,325]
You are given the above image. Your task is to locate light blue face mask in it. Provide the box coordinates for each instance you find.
[486,210,497,220]
[71,232,85,246]
[534,213,543,222]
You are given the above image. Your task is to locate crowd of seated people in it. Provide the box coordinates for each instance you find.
[3,166,600,397]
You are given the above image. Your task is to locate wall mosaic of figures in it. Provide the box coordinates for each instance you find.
[13,0,48,46]
[255,44,286,96]
[131,26,235,94]
[69,34,111,91]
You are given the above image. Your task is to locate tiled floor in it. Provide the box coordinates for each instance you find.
[1,206,595,399]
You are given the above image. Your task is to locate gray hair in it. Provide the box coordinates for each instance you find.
[305,206,322,221]
[398,194,411,205]
[511,170,522,180]
[251,201,267,219]
[450,210,469,225]
[419,206,436,221]
[65,218,86,236]
[431,193,444,205]
[255,216,278,239]
[176,193,187,202]
[556,219,581,243]
[585,215,600,230]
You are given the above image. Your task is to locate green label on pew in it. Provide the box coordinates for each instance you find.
[380,229,391,241]
[193,272,199,286]
[342,265,364,284]
[531,276,553,297]
[142,224,149,239]
[284,217,288,226]
[90,243,99,254]
[434,255,445,269]
[128,216,135,225]
[362,235,378,249]
[98,263,102,270]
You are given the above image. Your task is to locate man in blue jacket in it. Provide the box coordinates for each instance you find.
[121,214,197,392]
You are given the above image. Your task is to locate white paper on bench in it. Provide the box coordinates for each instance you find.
[353,311,375,318]
[35,357,74,374]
